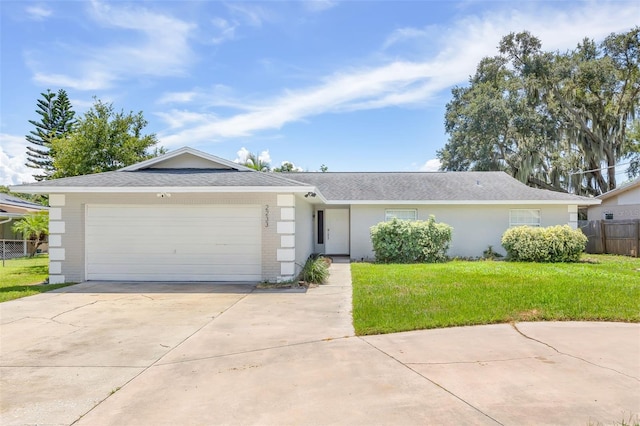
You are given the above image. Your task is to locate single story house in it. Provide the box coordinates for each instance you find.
[587,177,640,221]
[1,193,49,258]
[11,147,600,284]
[0,193,47,234]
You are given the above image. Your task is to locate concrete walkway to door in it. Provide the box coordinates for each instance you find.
[1,258,639,425]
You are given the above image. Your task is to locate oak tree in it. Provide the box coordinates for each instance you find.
[439,28,639,195]
[51,98,164,178]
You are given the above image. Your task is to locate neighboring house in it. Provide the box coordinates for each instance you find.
[0,192,48,239]
[11,147,600,284]
[0,193,48,257]
[587,178,640,221]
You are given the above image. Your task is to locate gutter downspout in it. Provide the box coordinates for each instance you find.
[0,217,13,267]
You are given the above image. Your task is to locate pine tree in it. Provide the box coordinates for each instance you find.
[25,89,75,181]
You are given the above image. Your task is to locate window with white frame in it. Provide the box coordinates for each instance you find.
[509,209,541,227]
[385,209,418,221]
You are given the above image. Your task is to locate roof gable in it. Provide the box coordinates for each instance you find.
[120,147,252,171]
[597,178,640,202]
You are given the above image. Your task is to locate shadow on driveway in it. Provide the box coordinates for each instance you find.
[50,281,258,294]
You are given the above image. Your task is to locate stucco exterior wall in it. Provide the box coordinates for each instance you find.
[350,204,573,260]
[1,222,20,239]
[294,198,314,276]
[52,192,281,283]
[0,203,44,239]
[588,187,640,221]
[48,188,582,283]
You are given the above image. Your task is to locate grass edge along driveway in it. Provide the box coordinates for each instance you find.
[0,255,72,303]
[352,254,640,336]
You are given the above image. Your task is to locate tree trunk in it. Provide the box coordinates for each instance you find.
[29,238,41,257]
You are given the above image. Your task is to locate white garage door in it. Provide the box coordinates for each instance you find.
[86,205,262,281]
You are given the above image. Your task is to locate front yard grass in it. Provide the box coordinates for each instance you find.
[352,254,640,335]
[0,255,72,303]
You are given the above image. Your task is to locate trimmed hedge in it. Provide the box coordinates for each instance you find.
[501,225,587,262]
[370,216,452,263]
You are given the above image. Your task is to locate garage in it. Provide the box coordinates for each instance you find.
[85,204,262,281]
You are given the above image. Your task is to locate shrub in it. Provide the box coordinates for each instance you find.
[370,216,453,263]
[299,255,330,284]
[501,225,587,262]
[482,245,504,260]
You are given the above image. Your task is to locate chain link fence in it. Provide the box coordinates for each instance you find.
[1,239,28,263]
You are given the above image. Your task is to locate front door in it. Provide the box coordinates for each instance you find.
[325,209,349,254]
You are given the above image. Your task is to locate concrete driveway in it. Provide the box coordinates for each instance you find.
[1,261,638,425]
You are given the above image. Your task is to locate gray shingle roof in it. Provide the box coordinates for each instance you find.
[15,169,310,188]
[11,168,597,204]
[291,171,595,202]
[0,193,47,210]
[597,177,640,201]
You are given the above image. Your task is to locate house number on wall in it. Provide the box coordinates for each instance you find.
[265,205,270,228]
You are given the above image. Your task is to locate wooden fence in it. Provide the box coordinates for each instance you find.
[578,219,639,257]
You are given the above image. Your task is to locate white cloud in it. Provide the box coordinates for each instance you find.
[420,159,441,172]
[304,0,338,13]
[159,2,638,147]
[30,1,195,90]
[0,134,37,186]
[234,147,271,165]
[1,133,29,158]
[234,147,250,164]
[226,3,272,27]
[0,148,35,186]
[68,97,98,111]
[259,150,271,164]
[157,91,198,105]
[211,17,237,44]
[156,85,253,111]
[154,110,214,130]
[382,27,435,50]
[25,5,53,21]
[159,60,438,146]
[33,70,114,92]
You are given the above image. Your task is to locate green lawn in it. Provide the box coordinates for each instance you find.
[0,255,72,302]
[352,255,640,335]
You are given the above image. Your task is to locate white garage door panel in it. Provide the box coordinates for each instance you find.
[88,226,259,245]
[86,205,262,281]
[89,239,260,255]
[88,263,262,276]
[87,252,261,266]
[87,246,261,259]
[88,273,257,281]
[88,207,260,219]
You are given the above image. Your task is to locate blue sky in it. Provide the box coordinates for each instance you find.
[1,0,638,185]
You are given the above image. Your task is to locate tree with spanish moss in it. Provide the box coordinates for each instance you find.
[438,27,639,195]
